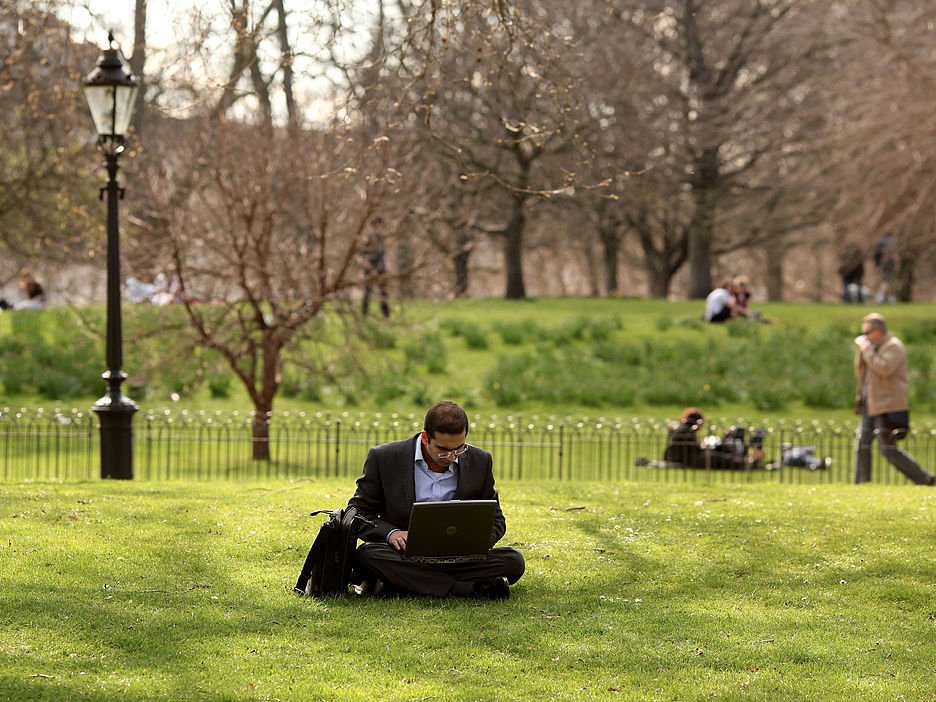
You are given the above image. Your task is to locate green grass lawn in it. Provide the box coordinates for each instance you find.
[2,479,934,701]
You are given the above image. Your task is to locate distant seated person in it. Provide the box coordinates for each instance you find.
[664,407,765,469]
[704,279,746,323]
[126,276,158,304]
[704,278,774,324]
[732,275,752,311]
[14,271,46,310]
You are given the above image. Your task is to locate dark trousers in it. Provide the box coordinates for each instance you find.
[362,282,389,318]
[354,542,525,597]
[855,413,934,485]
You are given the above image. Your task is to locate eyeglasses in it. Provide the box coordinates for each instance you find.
[429,443,470,460]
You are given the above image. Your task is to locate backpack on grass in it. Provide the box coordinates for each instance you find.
[294,507,361,597]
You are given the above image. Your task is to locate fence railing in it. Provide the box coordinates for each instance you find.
[2,408,935,485]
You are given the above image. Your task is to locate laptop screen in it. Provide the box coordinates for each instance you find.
[404,500,496,559]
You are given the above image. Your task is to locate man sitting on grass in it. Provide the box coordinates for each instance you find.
[348,401,525,599]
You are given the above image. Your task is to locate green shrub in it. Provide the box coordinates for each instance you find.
[592,340,644,366]
[35,369,88,399]
[424,344,448,375]
[460,322,489,350]
[401,340,431,366]
[162,361,203,396]
[401,339,448,374]
[374,378,406,404]
[409,383,434,408]
[583,316,621,341]
[485,353,533,406]
[749,385,790,411]
[642,382,713,408]
[548,318,589,345]
[492,319,540,346]
[280,369,322,401]
[437,317,462,337]
[8,309,44,338]
[724,320,759,338]
[0,337,24,394]
[903,319,936,344]
[207,372,232,399]
[801,377,848,409]
[362,324,397,350]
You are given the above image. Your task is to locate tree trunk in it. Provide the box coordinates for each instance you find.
[647,269,672,299]
[633,210,687,299]
[597,220,622,296]
[272,0,299,137]
[251,405,272,461]
[448,223,472,297]
[453,248,471,298]
[131,0,147,138]
[503,199,526,299]
[395,245,413,299]
[686,146,720,298]
[764,235,785,301]
[897,255,914,302]
[250,340,282,461]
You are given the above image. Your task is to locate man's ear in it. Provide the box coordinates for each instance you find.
[421,430,428,445]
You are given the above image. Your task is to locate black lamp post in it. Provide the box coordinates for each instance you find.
[82,33,139,480]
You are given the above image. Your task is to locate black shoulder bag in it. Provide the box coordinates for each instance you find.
[294,507,362,597]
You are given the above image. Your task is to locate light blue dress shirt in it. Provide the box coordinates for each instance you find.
[386,438,459,543]
[414,437,459,502]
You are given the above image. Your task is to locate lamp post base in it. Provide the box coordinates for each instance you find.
[93,391,138,480]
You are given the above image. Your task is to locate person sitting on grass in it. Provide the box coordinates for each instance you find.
[662,407,765,469]
[347,400,525,599]
[14,271,46,310]
[704,278,775,324]
[703,280,747,323]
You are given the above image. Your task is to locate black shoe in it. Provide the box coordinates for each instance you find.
[472,576,510,600]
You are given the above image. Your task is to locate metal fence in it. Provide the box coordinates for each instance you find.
[2,408,935,485]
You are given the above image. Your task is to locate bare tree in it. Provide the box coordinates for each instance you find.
[122,1,421,458]
[143,120,400,459]
[600,0,838,298]
[0,3,99,283]
[825,0,936,301]
[395,0,591,299]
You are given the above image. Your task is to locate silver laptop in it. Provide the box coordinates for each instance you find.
[404,500,497,564]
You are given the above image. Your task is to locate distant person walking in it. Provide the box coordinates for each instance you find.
[853,313,934,485]
[837,243,865,303]
[872,232,899,304]
[360,217,390,319]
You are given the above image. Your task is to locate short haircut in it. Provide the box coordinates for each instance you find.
[424,401,469,437]
[863,313,887,333]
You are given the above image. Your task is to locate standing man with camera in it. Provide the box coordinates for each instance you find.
[854,313,934,485]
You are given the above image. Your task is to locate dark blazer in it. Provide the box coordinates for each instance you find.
[348,435,507,547]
